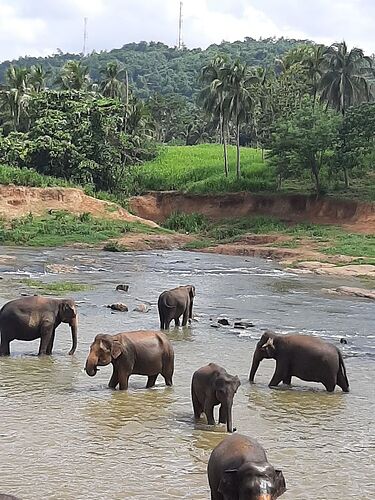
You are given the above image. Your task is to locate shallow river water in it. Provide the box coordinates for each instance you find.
[0,248,374,499]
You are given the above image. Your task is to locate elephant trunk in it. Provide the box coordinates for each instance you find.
[226,402,234,433]
[249,349,262,382]
[68,316,78,355]
[85,353,98,377]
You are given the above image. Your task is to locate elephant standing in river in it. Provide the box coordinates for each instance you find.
[191,363,240,433]
[249,331,349,392]
[85,330,174,390]
[0,296,78,356]
[208,433,286,500]
[158,285,195,329]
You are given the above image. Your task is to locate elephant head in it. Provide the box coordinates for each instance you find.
[249,331,277,383]
[218,463,286,500]
[85,334,123,376]
[215,374,241,433]
[58,299,78,355]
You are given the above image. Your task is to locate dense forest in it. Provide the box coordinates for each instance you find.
[0,38,309,99]
[0,37,374,199]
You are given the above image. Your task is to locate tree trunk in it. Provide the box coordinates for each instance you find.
[221,116,228,177]
[236,123,241,180]
[343,166,349,188]
[311,163,320,193]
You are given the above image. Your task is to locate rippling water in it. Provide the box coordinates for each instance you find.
[0,248,374,499]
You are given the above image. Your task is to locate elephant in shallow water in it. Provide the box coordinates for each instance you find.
[85,330,174,390]
[191,363,240,433]
[208,433,286,500]
[249,331,349,392]
[0,295,77,356]
[158,285,195,329]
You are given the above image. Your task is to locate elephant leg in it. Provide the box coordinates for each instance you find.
[182,309,189,326]
[0,335,10,356]
[118,371,130,390]
[174,317,180,327]
[46,330,56,355]
[109,369,119,389]
[163,368,173,387]
[218,405,227,424]
[204,402,216,426]
[283,374,292,385]
[146,374,158,388]
[192,391,203,419]
[323,379,336,392]
[269,362,286,388]
[38,324,54,355]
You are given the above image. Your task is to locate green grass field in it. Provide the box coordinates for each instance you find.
[132,144,276,194]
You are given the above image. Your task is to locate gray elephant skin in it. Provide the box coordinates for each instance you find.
[191,363,240,433]
[208,433,286,500]
[249,331,349,392]
[85,330,174,390]
[158,285,195,329]
[0,295,77,356]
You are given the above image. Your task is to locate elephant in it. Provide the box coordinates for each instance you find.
[208,433,286,500]
[85,330,174,390]
[191,363,240,433]
[158,285,195,329]
[0,295,77,356]
[249,330,349,393]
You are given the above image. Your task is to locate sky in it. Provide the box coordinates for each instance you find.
[0,0,374,62]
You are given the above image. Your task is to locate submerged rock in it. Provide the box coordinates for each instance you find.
[107,303,128,312]
[217,318,230,326]
[116,284,129,292]
[323,286,375,301]
[133,303,151,313]
[234,320,255,329]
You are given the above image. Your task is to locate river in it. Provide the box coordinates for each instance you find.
[0,248,374,499]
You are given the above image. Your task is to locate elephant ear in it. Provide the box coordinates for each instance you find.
[218,469,238,496]
[189,285,196,298]
[111,340,123,359]
[274,469,286,497]
[261,336,275,350]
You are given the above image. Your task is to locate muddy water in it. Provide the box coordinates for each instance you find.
[0,248,374,500]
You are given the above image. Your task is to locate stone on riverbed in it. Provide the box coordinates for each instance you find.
[133,303,151,313]
[116,284,129,292]
[107,303,128,312]
[217,318,230,326]
[322,286,375,301]
[234,320,255,329]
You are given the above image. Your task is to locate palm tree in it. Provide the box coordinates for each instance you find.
[200,56,231,176]
[29,64,48,92]
[226,61,257,179]
[302,44,327,105]
[320,41,375,115]
[3,65,30,130]
[58,60,90,91]
[100,61,125,99]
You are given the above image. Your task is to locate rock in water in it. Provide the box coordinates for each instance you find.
[234,320,255,329]
[116,284,129,292]
[217,318,230,326]
[107,303,128,312]
[133,303,150,313]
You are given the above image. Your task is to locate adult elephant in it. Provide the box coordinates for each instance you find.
[208,433,286,499]
[0,296,77,356]
[191,363,240,433]
[158,285,195,329]
[85,330,174,390]
[249,331,349,393]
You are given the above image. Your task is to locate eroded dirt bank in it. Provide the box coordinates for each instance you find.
[129,191,375,233]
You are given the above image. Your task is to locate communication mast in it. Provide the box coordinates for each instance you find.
[178,1,183,49]
[82,17,88,56]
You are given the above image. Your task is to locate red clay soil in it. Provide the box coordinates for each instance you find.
[0,185,157,227]
[129,191,375,234]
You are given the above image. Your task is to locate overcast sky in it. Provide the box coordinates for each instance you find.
[0,0,374,62]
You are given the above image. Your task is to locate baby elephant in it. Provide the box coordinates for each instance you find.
[208,433,286,500]
[191,363,240,433]
[158,285,195,329]
[85,330,174,390]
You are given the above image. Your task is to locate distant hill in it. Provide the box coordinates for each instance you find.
[0,37,313,100]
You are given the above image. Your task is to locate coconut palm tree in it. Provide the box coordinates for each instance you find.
[58,60,90,91]
[200,56,231,176]
[302,44,328,105]
[226,61,258,179]
[3,65,30,130]
[29,64,48,92]
[320,41,375,115]
[100,61,125,99]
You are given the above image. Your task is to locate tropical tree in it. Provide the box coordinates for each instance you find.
[99,61,125,99]
[58,60,90,91]
[320,41,375,115]
[302,44,327,105]
[226,60,257,179]
[29,65,48,93]
[2,65,31,130]
[200,56,231,176]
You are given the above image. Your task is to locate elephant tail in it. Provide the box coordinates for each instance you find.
[338,349,349,391]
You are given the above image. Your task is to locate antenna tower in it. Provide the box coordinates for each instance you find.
[82,17,88,56]
[178,2,183,49]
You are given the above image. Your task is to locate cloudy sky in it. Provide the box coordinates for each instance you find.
[0,0,374,62]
